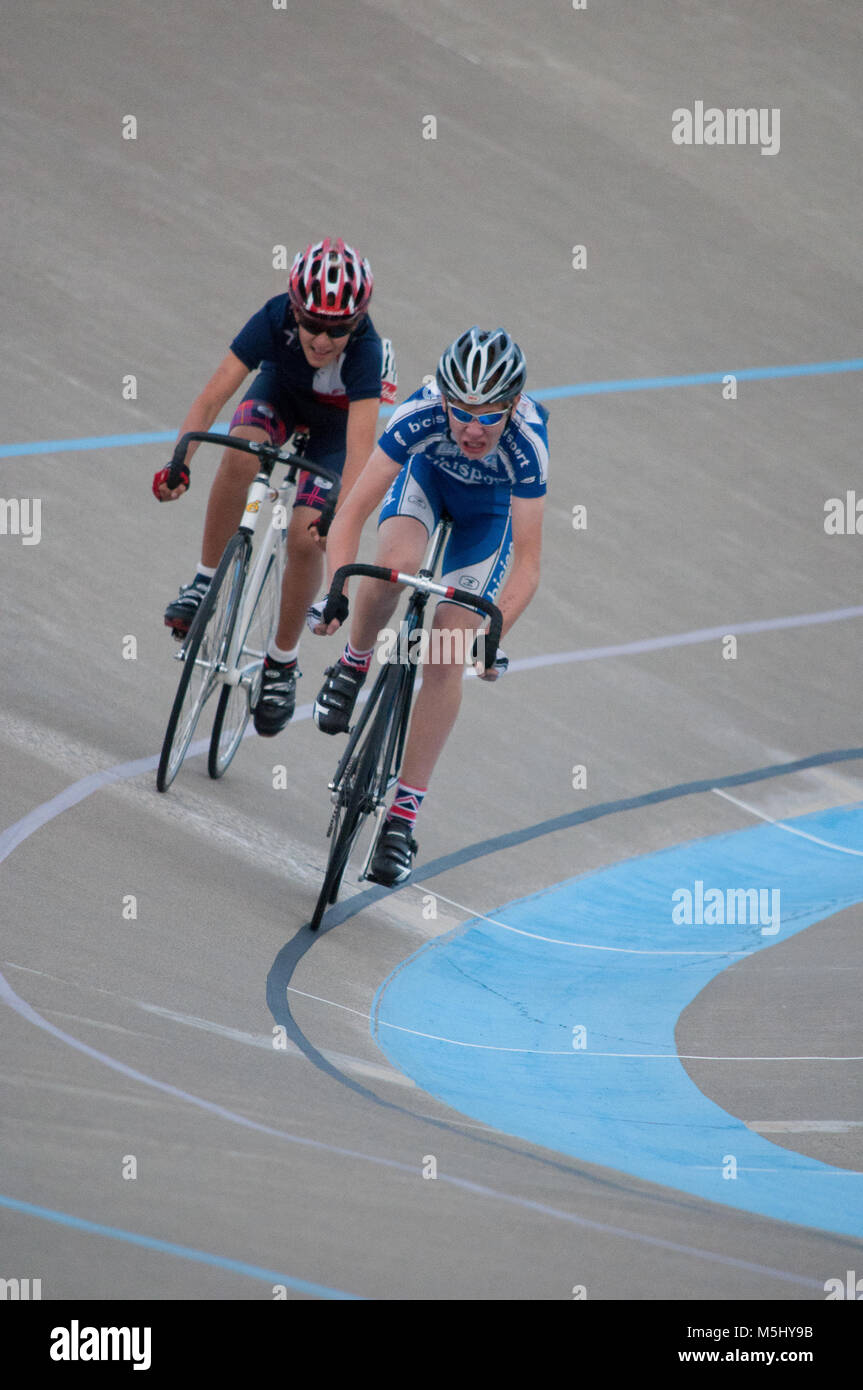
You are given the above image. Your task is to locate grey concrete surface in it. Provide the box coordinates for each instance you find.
[1,0,861,1301]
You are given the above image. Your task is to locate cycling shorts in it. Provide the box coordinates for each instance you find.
[229,372,348,510]
[378,454,512,614]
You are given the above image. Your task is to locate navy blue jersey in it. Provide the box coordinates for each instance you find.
[230,294,396,410]
[378,383,548,498]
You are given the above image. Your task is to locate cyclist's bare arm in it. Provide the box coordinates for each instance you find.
[313,444,401,633]
[494,494,544,640]
[156,351,250,500]
[339,397,381,506]
[307,394,380,547]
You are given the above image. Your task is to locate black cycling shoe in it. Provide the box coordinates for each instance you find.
[253,659,300,737]
[368,816,418,887]
[164,577,210,638]
[314,659,367,734]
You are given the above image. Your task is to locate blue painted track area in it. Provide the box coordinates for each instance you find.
[372,804,863,1239]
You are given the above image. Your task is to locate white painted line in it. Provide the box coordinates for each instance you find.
[417,887,750,956]
[286,987,370,1018]
[488,605,863,676]
[131,1001,417,1090]
[2,972,825,1284]
[293,986,862,1059]
[712,787,863,856]
[3,602,863,871]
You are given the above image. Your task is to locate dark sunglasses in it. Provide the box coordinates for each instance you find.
[446,401,511,426]
[294,308,362,339]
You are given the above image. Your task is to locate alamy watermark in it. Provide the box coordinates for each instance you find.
[672,880,780,935]
[50,1322,151,1369]
[824,1270,863,1300]
[824,492,863,534]
[376,627,485,666]
[0,497,41,544]
[672,102,780,156]
[1,1276,41,1299]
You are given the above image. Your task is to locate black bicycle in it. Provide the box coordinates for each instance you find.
[308,516,503,930]
[157,429,340,791]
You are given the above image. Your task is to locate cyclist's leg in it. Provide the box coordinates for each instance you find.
[370,500,511,883]
[348,457,442,652]
[271,457,340,654]
[391,496,512,801]
[201,381,291,567]
[314,460,438,735]
[164,389,288,635]
[256,413,343,735]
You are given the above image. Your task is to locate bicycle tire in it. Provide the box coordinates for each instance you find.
[156,533,250,792]
[208,547,279,779]
[309,663,405,930]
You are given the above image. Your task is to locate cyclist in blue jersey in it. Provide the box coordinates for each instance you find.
[154,237,396,734]
[310,327,547,886]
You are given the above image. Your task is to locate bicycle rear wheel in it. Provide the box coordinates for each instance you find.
[309,663,406,930]
[208,547,279,778]
[157,533,250,792]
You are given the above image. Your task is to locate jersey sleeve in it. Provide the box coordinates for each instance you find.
[229,298,283,371]
[376,390,428,464]
[342,331,386,402]
[379,337,398,405]
[511,396,549,498]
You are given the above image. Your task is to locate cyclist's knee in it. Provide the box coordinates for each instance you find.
[220,427,267,478]
[425,608,480,669]
[356,573,401,621]
[286,506,323,558]
[375,517,429,573]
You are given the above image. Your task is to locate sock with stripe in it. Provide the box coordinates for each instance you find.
[388,781,427,829]
[341,640,374,674]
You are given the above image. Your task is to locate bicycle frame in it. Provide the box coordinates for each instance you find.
[326,518,451,792]
[326,522,453,878]
[188,461,289,693]
[173,422,334,683]
[158,430,340,790]
[308,521,503,925]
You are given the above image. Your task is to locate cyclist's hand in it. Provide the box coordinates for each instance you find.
[306,503,335,552]
[153,462,189,502]
[472,633,509,682]
[307,594,347,636]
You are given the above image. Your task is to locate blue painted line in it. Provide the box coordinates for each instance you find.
[2,358,862,458]
[0,421,230,460]
[372,803,863,1239]
[0,429,176,458]
[0,1193,362,1299]
[533,357,863,401]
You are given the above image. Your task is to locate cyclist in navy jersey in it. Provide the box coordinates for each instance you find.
[154,237,396,734]
[310,327,547,886]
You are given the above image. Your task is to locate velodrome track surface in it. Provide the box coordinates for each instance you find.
[2,0,862,1300]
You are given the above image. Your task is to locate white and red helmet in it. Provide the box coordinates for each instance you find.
[288,237,373,321]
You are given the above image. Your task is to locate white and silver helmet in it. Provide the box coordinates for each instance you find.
[436,327,526,406]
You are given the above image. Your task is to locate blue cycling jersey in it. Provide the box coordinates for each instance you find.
[230,294,396,410]
[378,382,548,499]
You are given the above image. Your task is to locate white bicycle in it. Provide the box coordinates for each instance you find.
[156,429,340,791]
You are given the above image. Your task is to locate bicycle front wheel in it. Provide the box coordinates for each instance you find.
[208,547,279,779]
[310,663,406,930]
[156,533,250,792]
